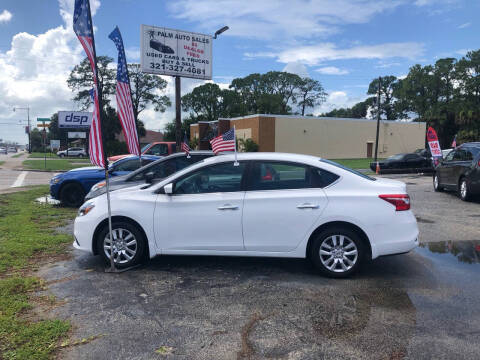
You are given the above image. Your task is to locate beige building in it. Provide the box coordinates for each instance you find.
[191,114,426,159]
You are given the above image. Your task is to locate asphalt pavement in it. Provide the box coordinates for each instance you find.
[34,174,480,360]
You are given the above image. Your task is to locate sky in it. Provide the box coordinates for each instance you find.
[0,0,479,144]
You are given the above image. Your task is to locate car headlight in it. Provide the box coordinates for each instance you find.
[78,201,95,217]
[91,181,106,192]
[51,177,62,184]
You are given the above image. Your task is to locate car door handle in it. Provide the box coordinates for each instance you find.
[297,203,319,209]
[217,204,239,210]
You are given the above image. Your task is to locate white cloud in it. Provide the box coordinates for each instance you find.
[125,47,140,61]
[315,66,349,75]
[314,90,367,115]
[0,9,12,23]
[246,42,425,65]
[282,62,309,78]
[414,0,459,6]
[458,22,471,29]
[168,0,403,40]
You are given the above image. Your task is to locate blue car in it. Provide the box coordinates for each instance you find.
[50,155,160,207]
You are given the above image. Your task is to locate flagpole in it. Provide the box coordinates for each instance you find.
[86,0,115,271]
[233,125,239,166]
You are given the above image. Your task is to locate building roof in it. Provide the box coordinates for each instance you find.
[218,114,425,124]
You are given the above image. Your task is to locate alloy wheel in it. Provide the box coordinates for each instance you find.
[103,228,138,264]
[460,180,468,200]
[319,235,358,273]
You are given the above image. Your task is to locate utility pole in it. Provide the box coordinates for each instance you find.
[175,76,181,152]
[374,77,382,163]
[13,106,31,153]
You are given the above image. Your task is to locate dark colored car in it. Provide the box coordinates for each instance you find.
[370,153,433,174]
[433,142,480,201]
[50,155,160,207]
[414,148,432,158]
[85,151,214,201]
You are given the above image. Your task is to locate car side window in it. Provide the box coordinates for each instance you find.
[444,151,455,162]
[464,150,474,161]
[453,150,466,161]
[249,161,328,191]
[113,159,141,172]
[174,162,245,194]
[146,144,169,156]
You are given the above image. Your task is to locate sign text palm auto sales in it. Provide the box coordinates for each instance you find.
[140,25,212,80]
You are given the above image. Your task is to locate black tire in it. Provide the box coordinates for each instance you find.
[458,177,471,202]
[309,227,365,278]
[96,221,146,269]
[59,153,65,158]
[433,173,443,192]
[60,182,85,207]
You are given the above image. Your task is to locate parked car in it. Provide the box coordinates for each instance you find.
[74,153,418,277]
[7,147,17,153]
[85,151,214,201]
[370,153,433,174]
[414,148,432,158]
[50,155,160,207]
[57,147,87,158]
[108,142,176,162]
[0,147,7,154]
[433,142,480,201]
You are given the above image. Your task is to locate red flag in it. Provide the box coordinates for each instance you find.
[73,0,105,168]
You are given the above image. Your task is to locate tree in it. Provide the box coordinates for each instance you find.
[367,76,401,120]
[182,83,223,122]
[297,78,327,116]
[67,56,116,110]
[127,64,171,121]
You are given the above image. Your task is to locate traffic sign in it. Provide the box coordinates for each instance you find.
[37,124,49,128]
[37,117,51,122]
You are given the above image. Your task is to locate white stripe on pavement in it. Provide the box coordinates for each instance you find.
[11,171,28,188]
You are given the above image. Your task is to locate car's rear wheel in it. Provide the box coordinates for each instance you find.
[309,227,365,278]
[96,221,146,268]
[433,174,443,192]
[60,182,85,207]
[59,153,65,158]
[459,177,471,201]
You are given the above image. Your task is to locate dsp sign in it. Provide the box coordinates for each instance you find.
[58,111,92,129]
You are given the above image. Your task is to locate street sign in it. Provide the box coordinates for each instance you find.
[37,124,49,128]
[140,25,212,80]
[68,131,86,139]
[58,111,92,129]
[37,117,51,122]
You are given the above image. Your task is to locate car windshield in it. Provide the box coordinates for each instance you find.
[140,144,151,153]
[387,154,404,160]
[320,159,376,181]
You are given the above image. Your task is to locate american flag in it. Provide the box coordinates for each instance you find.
[181,132,191,155]
[109,26,140,156]
[210,128,236,154]
[452,135,457,148]
[73,0,105,168]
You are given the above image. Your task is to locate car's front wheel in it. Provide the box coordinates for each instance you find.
[59,153,65,158]
[459,177,471,201]
[310,227,365,278]
[60,182,85,207]
[96,221,146,268]
[433,173,443,192]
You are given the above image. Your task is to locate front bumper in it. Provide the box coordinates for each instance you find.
[73,215,97,254]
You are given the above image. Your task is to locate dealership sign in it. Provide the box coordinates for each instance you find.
[140,25,212,80]
[58,111,92,129]
[426,126,443,166]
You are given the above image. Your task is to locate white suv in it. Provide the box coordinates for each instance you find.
[57,147,87,157]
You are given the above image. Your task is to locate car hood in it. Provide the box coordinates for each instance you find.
[59,166,104,178]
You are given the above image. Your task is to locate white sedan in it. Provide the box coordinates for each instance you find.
[74,153,419,277]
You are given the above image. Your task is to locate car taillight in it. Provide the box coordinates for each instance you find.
[379,194,410,211]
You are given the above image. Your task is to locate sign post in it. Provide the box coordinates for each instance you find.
[140,25,212,150]
[37,118,51,169]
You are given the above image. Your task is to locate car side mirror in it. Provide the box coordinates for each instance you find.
[145,171,155,184]
[163,183,173,195]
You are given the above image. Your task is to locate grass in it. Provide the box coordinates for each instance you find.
[0,161,4,166]
[23,159,92,171]
[329,158,382,169]
[0,186,76,359]
[28,152,87,160]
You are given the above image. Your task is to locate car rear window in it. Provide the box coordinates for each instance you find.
[320,159,376,181]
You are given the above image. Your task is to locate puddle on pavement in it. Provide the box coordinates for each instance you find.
[35,195,60,205]
[418,240,480,265]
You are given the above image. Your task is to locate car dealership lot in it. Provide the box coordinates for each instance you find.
[34,174,480,360]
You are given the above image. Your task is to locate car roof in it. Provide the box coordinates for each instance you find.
[459,142,480,148]
[199,152,322,165]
